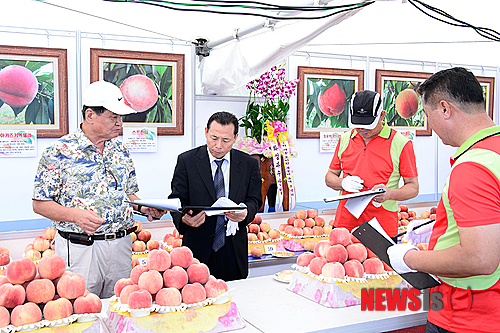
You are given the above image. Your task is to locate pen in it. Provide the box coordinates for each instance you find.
[394,219,435,239]
[346,172,369,189]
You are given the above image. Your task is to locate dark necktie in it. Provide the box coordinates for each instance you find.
[212,159,225,252]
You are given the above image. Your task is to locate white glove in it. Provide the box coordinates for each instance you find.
[387,243,419,274]
[342,175,364,192]
[402,218,435,246]
[372,200,382,208]
[226,221,239,236]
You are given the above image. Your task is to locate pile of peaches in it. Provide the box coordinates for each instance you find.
[247,215,281,242]
[23,227,57,262]
[398,205,436,229]
[161,228,183,250]
[279,209,332,238]
[114,247,228,315]
[0,255,102,330]
[295,227,392,281]
[131,221,160,254]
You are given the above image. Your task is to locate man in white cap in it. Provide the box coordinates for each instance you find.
[33,81,164,298]
[325,90,419,238]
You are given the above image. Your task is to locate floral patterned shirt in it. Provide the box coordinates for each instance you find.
[33,128,139,234]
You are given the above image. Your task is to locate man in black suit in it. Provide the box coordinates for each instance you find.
[169,111,262,281]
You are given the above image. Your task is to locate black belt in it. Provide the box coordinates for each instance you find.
[58,226,137,246]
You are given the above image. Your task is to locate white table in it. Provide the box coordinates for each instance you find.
[227,275,428,333]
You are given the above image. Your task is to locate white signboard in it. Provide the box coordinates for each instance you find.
[123,127,157,152]
[0,130,37,157]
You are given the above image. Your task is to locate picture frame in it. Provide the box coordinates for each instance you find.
[476,75,495,120]
[375,69,433,136]
[297,66,364,139]
[90,48,185,135]
[0,45,68,138]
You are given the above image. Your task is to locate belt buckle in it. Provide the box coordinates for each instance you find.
[104,233,116,241]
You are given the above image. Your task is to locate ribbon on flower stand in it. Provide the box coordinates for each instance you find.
[265,120,297,210]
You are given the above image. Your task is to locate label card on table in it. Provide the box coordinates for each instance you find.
[264,244,276,254]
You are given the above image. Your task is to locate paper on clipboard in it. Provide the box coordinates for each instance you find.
[323,188,386,219]
[205,197,247,216]
[128,198,182,212]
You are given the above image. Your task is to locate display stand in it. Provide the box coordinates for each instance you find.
[104,299,245,333]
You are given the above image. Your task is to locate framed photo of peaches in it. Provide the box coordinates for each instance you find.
[90,48,184,135]
[296,66,364,139]
[0,45,68,138]
[375,69,433,136]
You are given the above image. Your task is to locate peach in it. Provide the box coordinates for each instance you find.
[346,243,367,262]
[119,285,140,304]
[429,214,436,221]
[303,240,316,252]
[278,224,287,232]
[205,279,228,298]
[146,249,171,272]
[114,278,133,297]
[120,74,158,112]
[0,247,9,255]
[312,226,324,236]
[43,227,56,241]
[130,232,137,242]
[73,293,102,314]
[162,233,174,243]
[138,270,163,295]
[323,225,333,235]
[26,279,55,304]
[156,288,182,307]
[318,83,346,116]
[306,209,317,219]
[314,217,326,227]
[363,258,384,274]
[326,244,348,263]
[303,227,313,236]
[191,258,200,265]
[138,230,152,243]
[421,211,431,219]
[57,272,86,299]
[163,266,188,290]
[128,289,153,309]
[130,265,148,284]
[304,218,315,228]
[25,249,41,261]
[0,276,8,286]
[321,262,345,279]
[296,252,316,267]
[0,65,38,108]
[399,205,408,212]
[187,263,210,284]
[6,258,37,284]
[0,283,25,308]
[313,241,331,258]
[38,254,66,280]
[295,209,307,220]
[172,239,182,248]
[408,211,417,218]
[43,298,73,321]
[248,224,259,234]
[400,212,409,220]
[173,228,182,239]
[10,302,42,327]
[344,259,364,278]
[259,223,271,233]
[250,247,263,258]
[0,252,9,267]
[284,225,294,234]
[0,306,9,327]
[248,233,258,241]
[257,232,270,241]
[147,239,160,251]
[42,249,55,257]
[131,258,140,268]
[294,219,305,229]
[170,247,193,268]
[248,233,259,242]
[395,89,419,119]
[181,283,206,305]
[33,236,50,253]
[329,227,351,247]
[430,207,437,215]
[309,257,328,275]
[252,215,263,225]
[287,216,296,225]
[290,228,303,237]
[134,221,143,233]
[132,240,147,252]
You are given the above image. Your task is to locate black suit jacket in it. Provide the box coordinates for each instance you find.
[168,145,262,278]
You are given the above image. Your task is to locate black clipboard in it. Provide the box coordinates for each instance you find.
[353,221,440,290]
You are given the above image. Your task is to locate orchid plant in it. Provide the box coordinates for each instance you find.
[239,64,300,143]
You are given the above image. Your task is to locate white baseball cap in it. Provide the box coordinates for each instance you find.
[82,81,136,115]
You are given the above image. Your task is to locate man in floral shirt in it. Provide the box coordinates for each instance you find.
[33,80,164,298]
